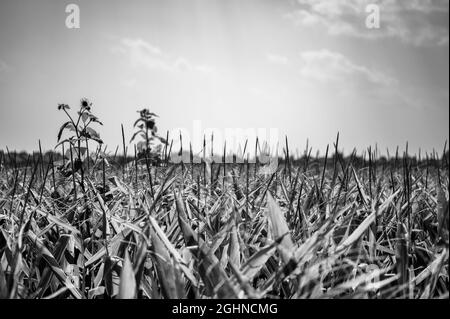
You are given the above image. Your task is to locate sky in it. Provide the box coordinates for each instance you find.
[0,0,448,157]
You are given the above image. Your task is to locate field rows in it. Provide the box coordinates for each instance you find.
[0,153,448,299]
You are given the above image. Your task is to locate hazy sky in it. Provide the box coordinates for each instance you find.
[0,0,448,156]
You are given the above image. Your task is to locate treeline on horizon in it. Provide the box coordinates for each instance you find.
[1,147,448,170]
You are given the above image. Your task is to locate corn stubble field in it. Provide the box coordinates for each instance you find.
[0,145,448,300]
[0,102,448,300]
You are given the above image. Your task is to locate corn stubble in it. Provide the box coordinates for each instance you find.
[0,147,448,299]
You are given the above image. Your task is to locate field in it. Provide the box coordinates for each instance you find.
[0,144,448,299]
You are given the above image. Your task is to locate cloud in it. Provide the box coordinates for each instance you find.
[287,0,449,46]
[115,38,215,74]
[299,49,396,85]
[438,35,449,46]
[267,53,289,65]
